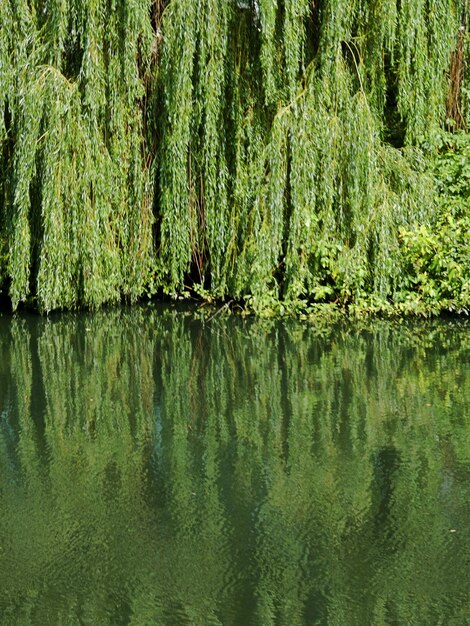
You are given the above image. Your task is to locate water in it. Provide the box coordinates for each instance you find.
[0,305,469,626]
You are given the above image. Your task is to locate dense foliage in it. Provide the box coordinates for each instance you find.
[399,131,470,313]
[0,0,468,313]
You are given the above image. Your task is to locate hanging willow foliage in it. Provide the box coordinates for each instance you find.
[0,0,468,311]
[0,0,155,311]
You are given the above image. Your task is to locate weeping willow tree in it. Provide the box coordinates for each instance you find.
[0,0,156,311]
[0,0,468,312]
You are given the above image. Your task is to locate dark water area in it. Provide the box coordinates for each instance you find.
[0,305,469,625]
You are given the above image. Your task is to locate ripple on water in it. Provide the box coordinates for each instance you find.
[0,311,469,624]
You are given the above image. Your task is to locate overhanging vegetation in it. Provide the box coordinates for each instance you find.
[0,0,468,313]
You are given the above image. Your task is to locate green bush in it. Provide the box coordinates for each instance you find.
[398,132,470,312]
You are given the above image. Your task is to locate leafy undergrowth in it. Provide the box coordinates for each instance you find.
[396,131,470,316]
[186,132,469,321]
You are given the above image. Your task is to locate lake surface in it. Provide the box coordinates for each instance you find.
[0,305,469,625]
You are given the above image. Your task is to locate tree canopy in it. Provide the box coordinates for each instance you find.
[0,0,468,313]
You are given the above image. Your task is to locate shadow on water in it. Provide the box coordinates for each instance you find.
[0,305,469,625]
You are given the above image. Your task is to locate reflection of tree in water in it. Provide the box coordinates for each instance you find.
[372,446,401,543]
[0,310,469,624]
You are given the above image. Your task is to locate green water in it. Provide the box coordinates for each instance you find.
[0,306,469,626]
